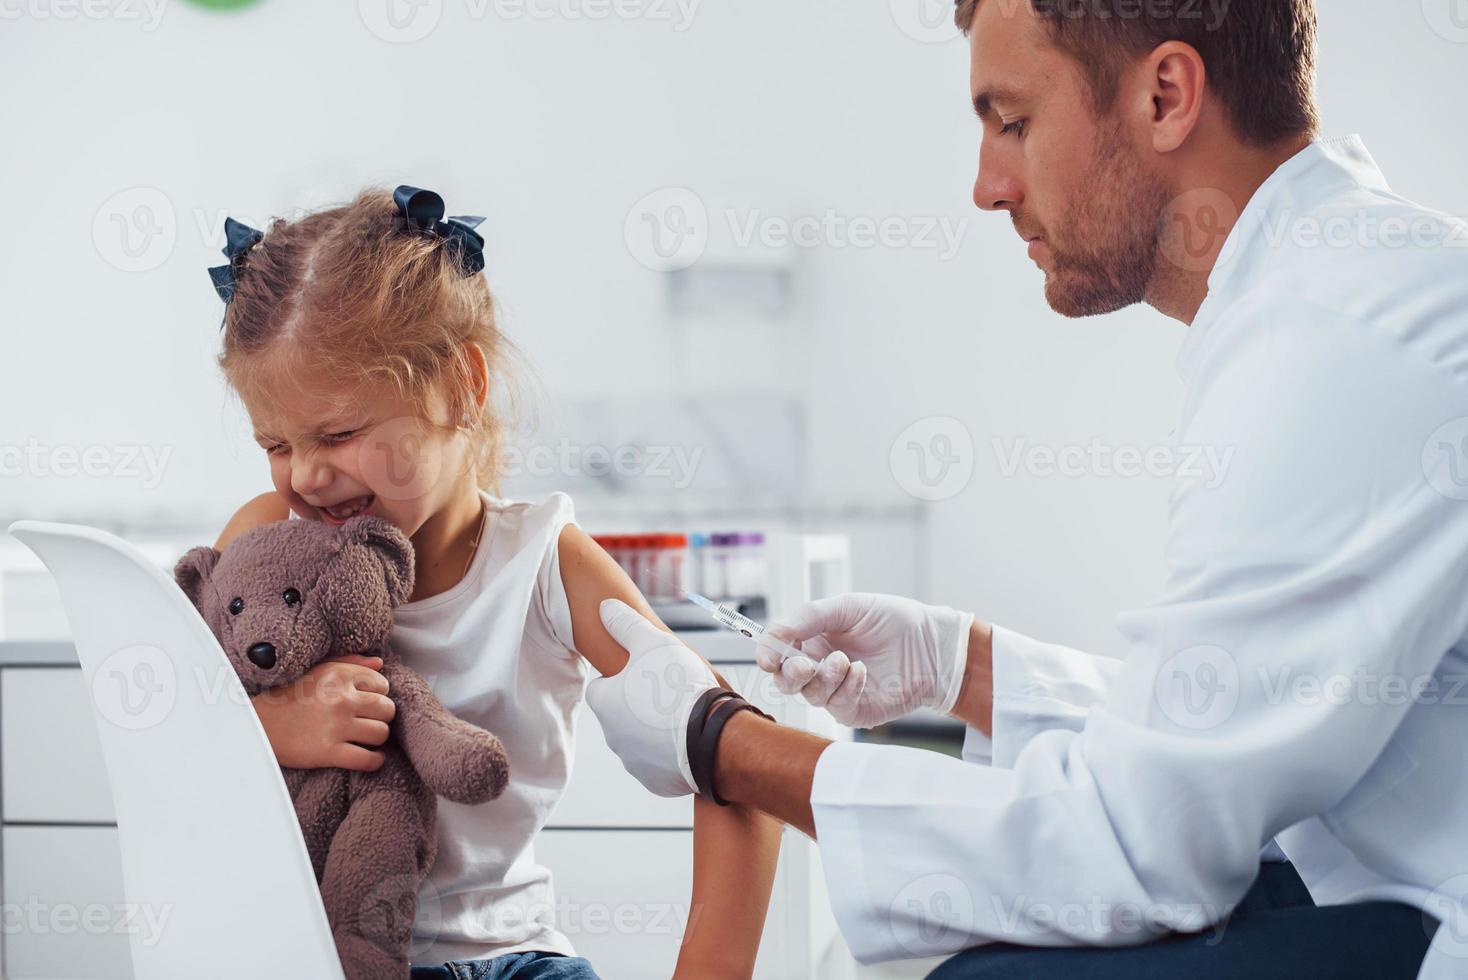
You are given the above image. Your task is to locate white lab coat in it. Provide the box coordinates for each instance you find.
[810,136,1468,980]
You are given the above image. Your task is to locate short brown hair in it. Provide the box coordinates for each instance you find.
[955,0,1319,146]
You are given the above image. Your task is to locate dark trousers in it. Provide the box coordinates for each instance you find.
[928,863,1436,980]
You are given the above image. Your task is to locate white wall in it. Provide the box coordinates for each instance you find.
[3,0,1466,655]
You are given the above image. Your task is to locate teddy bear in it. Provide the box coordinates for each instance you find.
[174,514,510,980]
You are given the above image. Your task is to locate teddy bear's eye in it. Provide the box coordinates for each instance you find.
[282,588,301,607]
[228,597,245,615]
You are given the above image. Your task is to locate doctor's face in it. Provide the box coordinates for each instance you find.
[967,0,1171,317]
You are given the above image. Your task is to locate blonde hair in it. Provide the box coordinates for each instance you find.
[217,186,522,492]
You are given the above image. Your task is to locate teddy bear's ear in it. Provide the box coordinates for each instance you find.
[173,546,220,609]
[342,516,416,606]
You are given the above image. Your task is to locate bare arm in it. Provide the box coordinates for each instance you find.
[214,490,290,549]
[558,524,782,979]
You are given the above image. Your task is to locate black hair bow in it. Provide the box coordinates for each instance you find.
[207,216,264,306]
[393,185,487,276]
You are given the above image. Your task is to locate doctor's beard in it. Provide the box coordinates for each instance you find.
[1037,118,1173,319]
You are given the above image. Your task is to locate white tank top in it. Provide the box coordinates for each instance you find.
[291,491,589,962]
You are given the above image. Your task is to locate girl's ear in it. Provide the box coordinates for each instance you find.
[342,516,416,606]
[174,546,220,609]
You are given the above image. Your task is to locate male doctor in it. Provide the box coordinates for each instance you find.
[588,0,1468,976]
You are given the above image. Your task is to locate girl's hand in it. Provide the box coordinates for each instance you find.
[249,654,397,771]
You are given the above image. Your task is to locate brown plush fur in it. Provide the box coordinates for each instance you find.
[174,515,510,980]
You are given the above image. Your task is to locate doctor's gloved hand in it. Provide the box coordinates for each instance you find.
[757,593,976,729]
[586,599,721,798]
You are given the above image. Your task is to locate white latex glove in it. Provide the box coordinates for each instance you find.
[757,593,975,729]
[585,599,721,797]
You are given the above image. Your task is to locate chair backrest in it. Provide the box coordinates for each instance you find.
[7,520,344,980]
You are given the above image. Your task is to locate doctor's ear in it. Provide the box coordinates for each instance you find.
[1143,41,1207,154]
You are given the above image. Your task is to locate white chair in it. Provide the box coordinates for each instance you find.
[7,520,345,979]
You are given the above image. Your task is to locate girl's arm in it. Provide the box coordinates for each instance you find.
[558,525,782,980]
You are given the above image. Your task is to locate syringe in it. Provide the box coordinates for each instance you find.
[683,590,810,665]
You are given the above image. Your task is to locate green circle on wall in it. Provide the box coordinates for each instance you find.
[180,0,266,9]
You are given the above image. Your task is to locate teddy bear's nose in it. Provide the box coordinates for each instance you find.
[246,642,278,669]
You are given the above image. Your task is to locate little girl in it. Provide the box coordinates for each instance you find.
[207,185,782,979]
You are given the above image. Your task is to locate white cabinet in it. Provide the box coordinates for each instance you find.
[2,826,134,979]
[3,669,116,824]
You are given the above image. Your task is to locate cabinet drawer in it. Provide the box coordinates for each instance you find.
[550,707,695,829]
[536,829,692,980]
[3,825,134,979]
[3,667,117,823]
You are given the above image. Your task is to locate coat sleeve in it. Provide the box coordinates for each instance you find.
[960,627,1123,767]
[811,307,1468,963]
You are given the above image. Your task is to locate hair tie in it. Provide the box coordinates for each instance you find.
[207,216,264,312]
[393,185,487,276]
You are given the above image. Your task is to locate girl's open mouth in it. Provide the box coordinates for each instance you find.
[320,494,375,524]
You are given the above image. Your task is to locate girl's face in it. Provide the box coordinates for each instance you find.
[247,375,475,539]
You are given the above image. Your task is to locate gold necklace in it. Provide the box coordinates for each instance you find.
[461,495,490,582]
